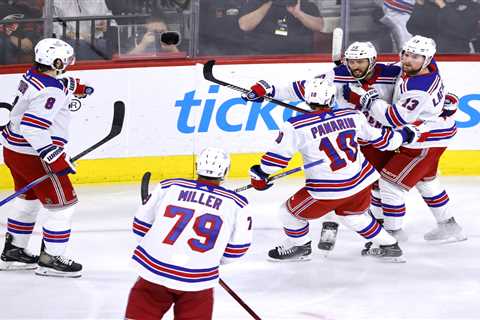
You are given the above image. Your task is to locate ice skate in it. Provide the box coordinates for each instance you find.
[361,241,406,263]
[268,240,312,262]
[317,221,339,253]
[424,217,467,243]
[0,233,38,271]
[35,248,82,278]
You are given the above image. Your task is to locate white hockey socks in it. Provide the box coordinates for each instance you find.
[42,206,75,256]
[416,179,452,223]
[379,178,407,231]
[7,198,41,248]
[279,203,310,246]
[339,213,396,246]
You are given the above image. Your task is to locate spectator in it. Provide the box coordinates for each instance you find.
[127,14,180,56]
[199,0,248,56]
[379,0,414,50]
[53,0,114,41]
[0,0,43,64]
[238,0,323,55]
[407,0,442,39]
[156,0,190,11]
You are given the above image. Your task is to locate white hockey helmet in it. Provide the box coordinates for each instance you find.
[401,35,436,69]
[34,38,75,72]
[344,41,377,80]
[304,78,337,108]
[196,147,231,179]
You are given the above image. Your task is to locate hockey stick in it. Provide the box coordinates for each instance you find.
[0,101,125,207]
[219,278,261,320]
[332,27,344,66]
[234,159,324,193]
[138,171,261,319]
[203,60,310,114]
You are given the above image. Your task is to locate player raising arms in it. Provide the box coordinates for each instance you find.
[125,148,253,320]
[348,35,466,243]
[248,79,421,263]
[0,38,93,277]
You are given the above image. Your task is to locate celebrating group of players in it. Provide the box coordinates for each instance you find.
[0,34,467,319]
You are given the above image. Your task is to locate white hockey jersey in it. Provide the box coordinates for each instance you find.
[131,178,252,292]
[0,67,72,156]
[260,109,408,199]
[367,61,456,148]
[273,63,400,128]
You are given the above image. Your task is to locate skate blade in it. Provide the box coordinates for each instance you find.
[380,256,406,263]
[35,266,82,278]
[0,261,37,271]
[267,255,312,262]
[425,234,468,244]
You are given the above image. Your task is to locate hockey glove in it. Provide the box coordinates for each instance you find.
[242,80,275,103]
[440,93,459,119]
[398,125,421,144]
[249,164,273,191]
[347,83,379,111]
[61,77,94,99]
[40,145,76,176]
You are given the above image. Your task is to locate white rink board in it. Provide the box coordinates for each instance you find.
[0,61,479,165]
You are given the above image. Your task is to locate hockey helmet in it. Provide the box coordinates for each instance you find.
[304,78,337,109]
[34,38,75,72]
[401,35,436,69]
[344,41,377,80]
[196,147,230,179]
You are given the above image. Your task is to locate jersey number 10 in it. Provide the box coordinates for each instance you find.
[319,129,358,171]
[162,205,223,253]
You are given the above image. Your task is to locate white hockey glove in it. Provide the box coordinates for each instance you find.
[398,124,422,144]
[347,83,379,111]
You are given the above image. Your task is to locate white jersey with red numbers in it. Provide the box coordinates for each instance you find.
[273,63,401,128]
[367,61,456,148]
[259,108,408,200]
[0,67,72,156]
[131,178,253,292]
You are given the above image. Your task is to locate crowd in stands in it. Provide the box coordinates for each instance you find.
[1,0,479,64]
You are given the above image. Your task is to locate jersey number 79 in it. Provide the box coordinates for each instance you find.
[162,205,223,253]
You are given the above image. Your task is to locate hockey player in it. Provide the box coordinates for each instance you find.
[248,79,420,262]
[125,147,252,320]
[0,38,93,277]
[347,35,466,243]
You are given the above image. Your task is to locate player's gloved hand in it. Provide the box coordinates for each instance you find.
[440,92,458,119]
[249,164,272,191]
[39,145,76,176]
[0,102,12,129]
[342,83,361,108]
[241,80,275,103]
[61,77,94,99]
[398,124,422,144]
[347,83,379,111]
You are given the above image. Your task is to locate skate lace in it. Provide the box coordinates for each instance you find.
[277,245,296,256]
[56,256,74,266]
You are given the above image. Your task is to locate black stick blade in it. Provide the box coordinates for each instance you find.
[203,60,216,81]
[111,101,126,137]
[141,171,152,204]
